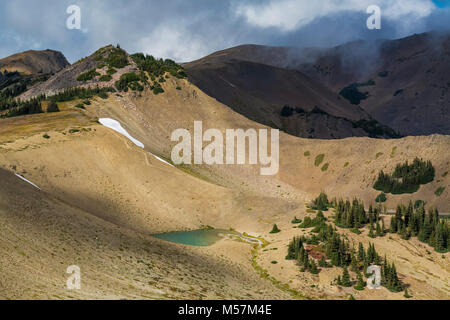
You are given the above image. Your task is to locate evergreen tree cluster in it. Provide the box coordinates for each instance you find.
[373,158,435,194]
[334,242,402,292]
[2,97,43,118]
[334,198,368,228]
[298,210,326,229]
[131,53,187,79]
[0,71,50,112]
[285,236,319,274]
[286,215,404,291]
[381,258,403,292]
[48,86,115,103]
[390,201,449,252]
[115,72,146,92]
[310,192,331,211]
[91,46,130,69]
[104,47,130,69]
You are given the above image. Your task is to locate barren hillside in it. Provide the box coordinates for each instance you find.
[189,31,450,136]
[0,49,69,75]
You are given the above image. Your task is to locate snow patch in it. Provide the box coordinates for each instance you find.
[99,118,144,149]
[151,154,174,167]
[99,118,174,167]
[15,174,41,190]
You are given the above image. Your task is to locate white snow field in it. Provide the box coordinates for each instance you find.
[99,118,173,167]
[15,174,41,190]
[99,118,145,148]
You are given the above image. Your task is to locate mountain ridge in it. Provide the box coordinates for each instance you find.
[0,49,69,75]
[186,31,450,136]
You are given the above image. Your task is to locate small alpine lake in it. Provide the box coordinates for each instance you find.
[153,229,263,247]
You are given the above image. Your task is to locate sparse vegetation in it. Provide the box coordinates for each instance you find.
[435,187,445,197]
[315,154,325,167]
[77,68,100,82]
[99,75,112,82]
[321,163,329,172]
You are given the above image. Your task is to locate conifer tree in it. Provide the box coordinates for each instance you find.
[376,222,383,237]
[319,256,328,267]
[341,268,351,287]
[358,242,365,262]
[310,259,319,274]
[350,254,358,272]
[368,224,375,238]
[270,224,281,234]
[354,270,365,290]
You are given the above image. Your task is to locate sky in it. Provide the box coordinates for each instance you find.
[0,0,449,63]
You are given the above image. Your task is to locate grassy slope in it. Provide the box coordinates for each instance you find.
[0,74,448,300]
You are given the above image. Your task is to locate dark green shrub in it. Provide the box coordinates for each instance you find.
[105,48,129,69]
[315,154,325,167]
[99,75,112,82]
[375,193,387,203]
[47,101,60,113]
[98,92,108,99]
[270,224,281,234]
[435,187,445,196]
[77,69,100,82]
[291,217,302,224]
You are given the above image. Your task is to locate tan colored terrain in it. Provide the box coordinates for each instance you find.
[0,72,448,300]
[0,50,69,75]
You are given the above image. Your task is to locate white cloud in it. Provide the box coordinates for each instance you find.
[137,26,217,62]
[234,0,436,31]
